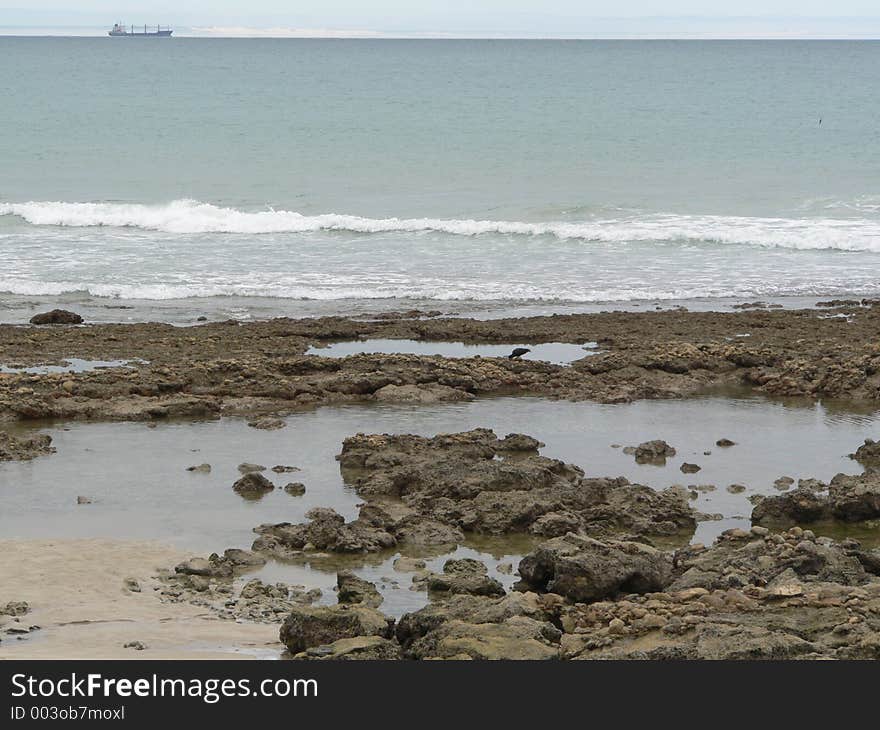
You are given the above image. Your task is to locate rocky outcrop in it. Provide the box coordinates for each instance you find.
[752,471,880,526]
[751,487,832,526]
[623,439,677,465]
[253,506,398,556]
[337,571,383,608]
[336,429,695,541]
[0,431,54,461]
[670,527,869,591]
[28,309,83,325]
[279,604,395,654]
[232,472,274,498]
[516,533,674,603]
[420,558,506,597]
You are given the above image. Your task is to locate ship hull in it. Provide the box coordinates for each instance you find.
[108,30,172,36]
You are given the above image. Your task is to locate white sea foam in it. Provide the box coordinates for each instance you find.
[4,199,880,251]
[0,277,869,303]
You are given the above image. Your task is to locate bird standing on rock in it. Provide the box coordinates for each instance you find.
[508,347,531,360]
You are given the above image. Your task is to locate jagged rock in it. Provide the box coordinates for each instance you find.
[716,438,736,447]
[223,548,266,567]
[0,432,54,462]
[774,476,795,491]
[279,604,394,654]
[284,482,306,496]
[422,559,506,597]
[232,472,274,498]
[406,617,560,660]
[670,527,869,591]
[681,463,701,474]
[516,533,673,603]
[237,462,266,474]
[174,555,233,579]
[828,472,880,521]
[335,429,694,540]
[254,506,397,555]
[751,487,832,526]
[1,601,29,617]
[631,440,676,465]
[29,309,83,325]
[851,438,880,465]
[337,571,383,608]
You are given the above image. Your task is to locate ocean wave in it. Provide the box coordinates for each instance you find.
[3,199,880,251]
[0,278,872,303]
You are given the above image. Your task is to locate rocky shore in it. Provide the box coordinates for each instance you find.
[2,304,880,424]
[136,427,880,660]
[6,305,880,660]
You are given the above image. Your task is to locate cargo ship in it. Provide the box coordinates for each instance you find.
[109,23,173,37]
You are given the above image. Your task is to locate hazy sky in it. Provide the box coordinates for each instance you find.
[6,2,880,37]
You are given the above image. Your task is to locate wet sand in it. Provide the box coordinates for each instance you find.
[0,539,279,659]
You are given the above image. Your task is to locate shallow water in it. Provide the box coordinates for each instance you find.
[0,358,144,374]
[306,339,599,365]
[3,394,880,615]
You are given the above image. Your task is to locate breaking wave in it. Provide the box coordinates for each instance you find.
[4,199,880,251]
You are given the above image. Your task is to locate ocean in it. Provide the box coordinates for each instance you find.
[3,38,880,322]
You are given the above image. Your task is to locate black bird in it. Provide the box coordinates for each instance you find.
[508,347,531,360]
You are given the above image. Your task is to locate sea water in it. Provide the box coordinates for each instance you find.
[3,39,880,319]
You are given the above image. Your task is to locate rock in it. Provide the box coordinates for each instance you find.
[497,562,513,574]
[727,484,747,494]
[76,496,92,505]
[284,482,306,496]
[851,438,880,465]
[407,618,559,660]
[174,555,233,579]
[828,471,880,521]
[373,383,474,404]
[680,463,701,474]
[279,604,395,654]
[423,559,506,597]
[237,462,266,474]
[254,506,397,555]
[630,440,676,464]
[1,601,29,617]
[29,309,83,325]
[293,636,401,660]
[716,438,736,447]
[335,429,694,541]
[248,417,286,430]
[670,528,869,591]
[751,487,832,526]
[272,465,300,473]
[123,578,141,593]
[232,472,274,498]
[186,463,211,473]
[337,571,383,608]
[753,472,880,525]
[0,432,54,462]
[222,548,266,567]
[123,641,147,651]
[393,557,427,573]
[516,533,673,603]
[774,476,795,491]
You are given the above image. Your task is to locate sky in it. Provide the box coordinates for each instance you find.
[5,2,880,37]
